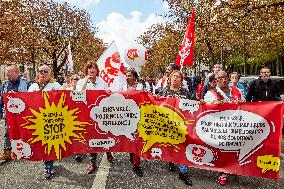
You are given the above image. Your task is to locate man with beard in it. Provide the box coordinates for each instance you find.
[246,67,281,102]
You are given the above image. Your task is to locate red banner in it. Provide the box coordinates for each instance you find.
[4,91,283,180]
[176,9,194,67]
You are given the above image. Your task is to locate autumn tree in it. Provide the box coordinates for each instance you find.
[0,0,105,79]
[139,0,284,76]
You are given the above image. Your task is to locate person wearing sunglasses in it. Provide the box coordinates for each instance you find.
[76,60,114,174]
[65,74,79,91]
[63,74,83,161]
[28,64,62,179]
[28,65,61,92]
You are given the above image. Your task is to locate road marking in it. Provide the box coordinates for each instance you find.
[91,153,111,189]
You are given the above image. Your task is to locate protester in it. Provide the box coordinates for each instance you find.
[121,69,145,177]
[154,63,188,95]
[201,74,217,99]
[246,67,281,102]
[195,76,205,100]
[204,64,222,85]
[183,72,193,94]
[65,74,79,91]
[159,70,193,186]
[229,72,247,98]
[203,70,244,185]
[28,64,62,179]
[78,71,85,79]
[0,65,30,161]
[76,60,114,174]
[64,74,83,161]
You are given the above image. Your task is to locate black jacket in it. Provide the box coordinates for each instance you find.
[246,77,281,102]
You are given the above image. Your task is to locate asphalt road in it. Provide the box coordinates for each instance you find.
[0,120,283,189]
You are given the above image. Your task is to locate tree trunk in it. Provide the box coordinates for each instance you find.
[31,46,36,81]
[276,50,280,76]
[52,50,58,79]
[206,40,214,70]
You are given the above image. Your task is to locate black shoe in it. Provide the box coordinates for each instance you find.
[74,154,83,162]
[45,170,54,180]
[87,163,97,174]
[132,166,144,177]
[106,152,114,163]
[168,162,175,172]
[129,154,134,164]
[179,172,192,186]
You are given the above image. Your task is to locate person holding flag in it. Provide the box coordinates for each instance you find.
[176,9,194,68]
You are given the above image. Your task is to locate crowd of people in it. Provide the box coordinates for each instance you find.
[0,62,282,186]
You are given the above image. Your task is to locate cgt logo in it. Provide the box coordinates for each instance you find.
[127,49,139,61]
[100,52,122,85]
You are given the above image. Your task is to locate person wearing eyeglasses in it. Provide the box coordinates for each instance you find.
[204,71,244,104]
[204,64,222,86]
[203,70,245,186]
[76,60,114,174]
[0,65,30,161]
[65,74,79,91]
[27,64,62,180]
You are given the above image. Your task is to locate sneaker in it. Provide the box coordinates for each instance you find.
[168,162,175,172]
[132,166,144,177]
[87,163,97,174]
[218,174,227,186]
[45,170,54,180]
[106,152,114,163]
[74,154,83,162]
[179,172,193,186]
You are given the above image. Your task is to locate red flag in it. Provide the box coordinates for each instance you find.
[176,9,194,67]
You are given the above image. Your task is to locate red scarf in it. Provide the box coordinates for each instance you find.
[230,86,242,102]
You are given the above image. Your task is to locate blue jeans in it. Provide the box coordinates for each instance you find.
[179,165,188,174]
[89,153,97,164]
[44,160,54,171]
[3,120,11,149]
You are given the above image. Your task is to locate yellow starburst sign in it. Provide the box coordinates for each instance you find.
[22,92,90,159]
